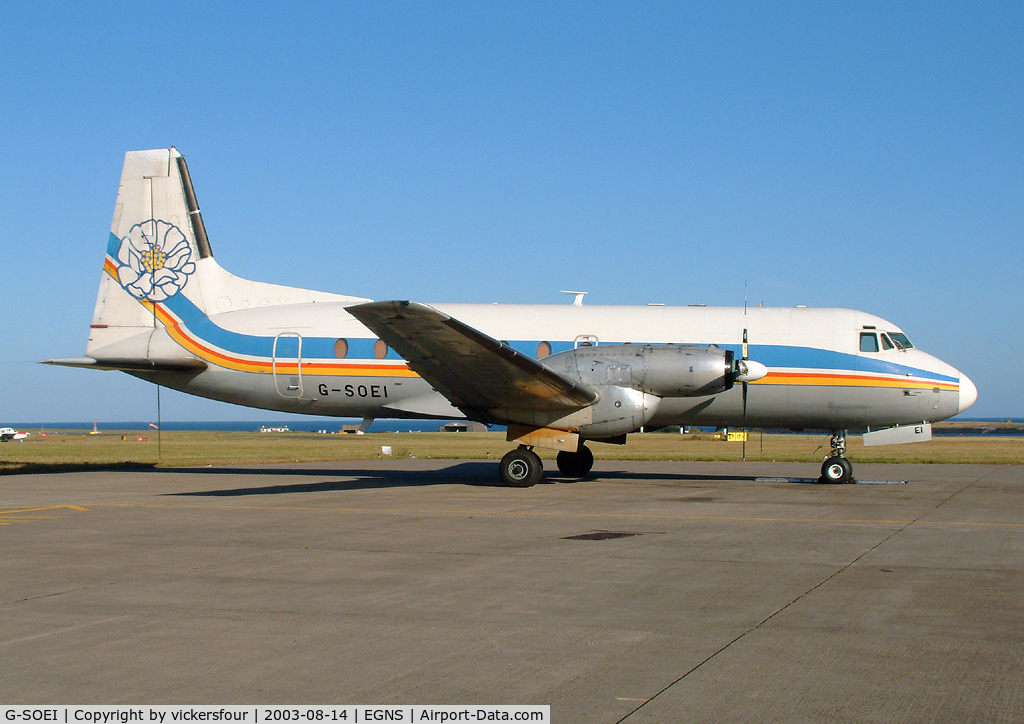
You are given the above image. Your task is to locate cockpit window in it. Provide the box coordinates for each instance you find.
[859,332,879,353]
[880,333,894,350]
[888,332,913,349]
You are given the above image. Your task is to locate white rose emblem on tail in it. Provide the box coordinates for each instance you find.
[116,219,196,301]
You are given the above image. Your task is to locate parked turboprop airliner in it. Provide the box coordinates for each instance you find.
[45,148,976,485]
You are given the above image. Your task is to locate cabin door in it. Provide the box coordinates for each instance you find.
[272,333,303,398]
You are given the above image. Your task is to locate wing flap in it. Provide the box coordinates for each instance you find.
[347,301,597,418]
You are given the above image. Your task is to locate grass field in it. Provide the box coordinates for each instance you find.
[1,429,1020,475]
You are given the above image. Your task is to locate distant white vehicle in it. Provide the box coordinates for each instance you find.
[0,428,29,442]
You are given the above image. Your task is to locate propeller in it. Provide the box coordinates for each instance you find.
[737,287,761,460]
[727,288,767,460]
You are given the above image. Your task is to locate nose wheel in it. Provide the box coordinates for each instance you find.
[821,456,853,484]
[820,430,854,484]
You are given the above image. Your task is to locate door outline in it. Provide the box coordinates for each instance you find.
[272,333,303,398]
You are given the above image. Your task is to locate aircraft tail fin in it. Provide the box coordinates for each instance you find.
[85,148,368,362]
[89,148,212,353]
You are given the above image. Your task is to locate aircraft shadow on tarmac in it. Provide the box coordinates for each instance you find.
[161,462,789,498]
[164,462,505,496]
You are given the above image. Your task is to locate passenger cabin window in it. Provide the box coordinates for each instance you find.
[880,333,894,350]
[888,332,914,349]
[860,332,879,353]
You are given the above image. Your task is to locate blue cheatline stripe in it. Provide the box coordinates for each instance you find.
[105,232,958,383]
[163,290,401,360]
[718,344,957,383]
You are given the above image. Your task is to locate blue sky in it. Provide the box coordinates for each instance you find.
[1,2,1021,422]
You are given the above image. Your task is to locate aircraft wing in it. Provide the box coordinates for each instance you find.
[347,301,598,420]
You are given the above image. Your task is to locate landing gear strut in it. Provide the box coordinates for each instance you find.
[500,446,544,487]
[820,430,854,484]
[556,445,594,478]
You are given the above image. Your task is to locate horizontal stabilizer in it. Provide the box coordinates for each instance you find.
[347,300,598,419]
[43,357,208,373]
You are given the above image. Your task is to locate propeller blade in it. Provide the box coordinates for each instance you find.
[742,378,748,461]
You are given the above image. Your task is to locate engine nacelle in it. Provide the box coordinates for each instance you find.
[577,385,662,438]
[542,344,736,398]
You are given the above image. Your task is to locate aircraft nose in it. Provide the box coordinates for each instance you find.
[958,373,978,414]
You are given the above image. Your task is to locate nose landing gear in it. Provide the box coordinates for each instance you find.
[820,430,854,484]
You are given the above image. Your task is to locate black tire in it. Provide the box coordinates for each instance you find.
[821,456,853,484]
[500,448,543,487]
[556,445,594,477]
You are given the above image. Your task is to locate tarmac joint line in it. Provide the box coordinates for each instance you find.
[613,471,997,723]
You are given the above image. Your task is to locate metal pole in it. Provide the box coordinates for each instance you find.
[157,385,162,462]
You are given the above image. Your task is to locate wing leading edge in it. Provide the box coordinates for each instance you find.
[346,301,597,423]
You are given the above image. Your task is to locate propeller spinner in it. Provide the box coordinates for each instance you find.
[733,358,768,383]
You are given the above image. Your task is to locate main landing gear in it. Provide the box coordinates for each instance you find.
[499,444,595,487]
[556,445,594,478]
[499,447,544,487]
[820,430,854,484]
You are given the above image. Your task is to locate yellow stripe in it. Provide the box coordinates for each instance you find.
[754,372,957,391]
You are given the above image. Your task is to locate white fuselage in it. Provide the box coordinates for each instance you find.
[126,272,970,431]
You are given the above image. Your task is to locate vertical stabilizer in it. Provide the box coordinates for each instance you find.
[84,148,369,361]
[89,148,210,355]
